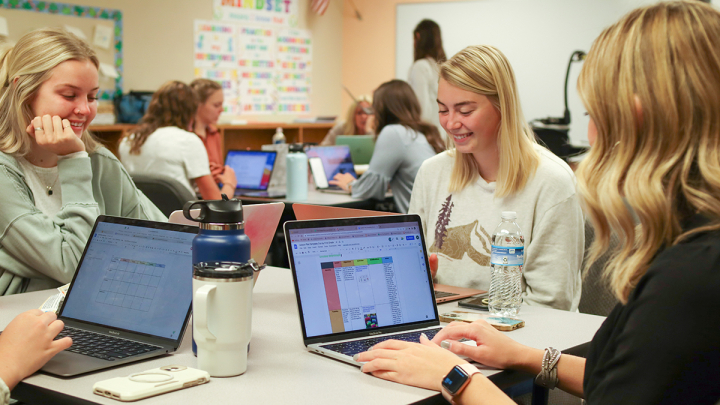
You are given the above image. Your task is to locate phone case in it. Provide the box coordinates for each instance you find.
[439,311,525,331]
[92,365,210,401]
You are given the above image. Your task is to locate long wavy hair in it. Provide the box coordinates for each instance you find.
[576,1,720,303]
[413,19,446,63]
[439,45,539,197]
[0,27,100,156]
[126,81,198,155]
[372,79,445,153]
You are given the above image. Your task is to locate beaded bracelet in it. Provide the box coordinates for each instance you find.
[535,347,561,389]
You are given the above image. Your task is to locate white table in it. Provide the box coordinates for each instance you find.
[2,267,605,405]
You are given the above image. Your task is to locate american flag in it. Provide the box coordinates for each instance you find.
[311,0,330,16]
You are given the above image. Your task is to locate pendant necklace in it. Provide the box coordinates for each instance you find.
[46,174,59,196]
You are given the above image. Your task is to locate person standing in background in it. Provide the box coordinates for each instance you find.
[320,95,374,146]
[408,19,446,140]
[190,78,229,185]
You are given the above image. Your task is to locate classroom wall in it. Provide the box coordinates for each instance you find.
[0,0,344,121]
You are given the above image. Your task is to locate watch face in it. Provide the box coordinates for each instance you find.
[442,366,470,395]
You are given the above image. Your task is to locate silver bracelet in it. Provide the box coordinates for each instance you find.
[535,347,561,389]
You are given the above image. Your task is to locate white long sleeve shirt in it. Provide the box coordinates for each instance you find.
[408,146,584,310]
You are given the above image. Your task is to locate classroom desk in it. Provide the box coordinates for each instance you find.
[2,267,605,405]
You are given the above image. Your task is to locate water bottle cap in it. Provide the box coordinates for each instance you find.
[501,211,517,220]
[289,143,304,152]
[193,260,263,280]
[182,195,244,224]
[276,127,283,133]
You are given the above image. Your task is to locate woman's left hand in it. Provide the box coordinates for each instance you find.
[329,172,356,191]
[355,333,467,391]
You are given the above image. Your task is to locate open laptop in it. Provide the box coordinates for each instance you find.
[305,146,357,193]
[291,204,487,303]
[284,215,443,365]
[225,150,285,198]
[41,216,196,377]
[168,202,284,265]
[335,135,375,165]
[308,156,349,194]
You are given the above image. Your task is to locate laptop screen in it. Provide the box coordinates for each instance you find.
[305,146,357,180]
[60,218,196,340]
[286,216,437,339]
[225,150,277,190]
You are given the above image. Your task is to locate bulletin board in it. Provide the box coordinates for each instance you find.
[0,0,122,101]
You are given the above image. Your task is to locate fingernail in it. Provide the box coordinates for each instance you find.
[352,354,359,361]
[420,332,428,340]
[441,340,451,350]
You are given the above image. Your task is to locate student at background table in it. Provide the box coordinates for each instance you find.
[357,2,720,404]
[409,45,584,311]
[190,78,225,184]
[119,81,237,200]
[0,310,71,405]
[330,80,444,213]
[0,28,165,296]
[320,95,374,146]
[408,19,446,137]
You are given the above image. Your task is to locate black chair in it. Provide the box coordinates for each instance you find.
[131,174,196,217]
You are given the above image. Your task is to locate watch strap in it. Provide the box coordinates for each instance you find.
[441,363,482,404]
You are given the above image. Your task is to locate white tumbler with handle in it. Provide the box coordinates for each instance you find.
[193,261,260,377]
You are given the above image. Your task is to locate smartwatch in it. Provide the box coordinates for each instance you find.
[441,363,482,404]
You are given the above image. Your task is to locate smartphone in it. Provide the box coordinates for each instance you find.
[308,157,329,188]
[92,365,210,402]
[457,293,489,311]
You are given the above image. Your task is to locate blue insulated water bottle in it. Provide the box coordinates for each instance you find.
[286,143,308,201]
[183,195,251,355]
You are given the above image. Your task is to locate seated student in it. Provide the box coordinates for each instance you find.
[408,45,584,311]
[119,81,237,200]
[357,2,720,404]
[0,28,165,295]
[0,310,72,404]
[329,80,444,213]
[190,78,226,184]
[320,95,373,146]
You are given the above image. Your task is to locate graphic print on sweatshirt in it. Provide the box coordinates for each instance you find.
[429,195,491,266]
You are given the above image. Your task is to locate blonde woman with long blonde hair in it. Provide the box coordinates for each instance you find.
[408,45,584,311]
[320,95,373,146]
[0,28,164,297]
[357,2,720,403]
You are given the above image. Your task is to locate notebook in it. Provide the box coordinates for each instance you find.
[291,204,487,303]
[305,146,357,193]
[284,215,443,365]
[225,150,285,198]
[335,135,375,165]
[168,202,284,265]
[41,216,197,377]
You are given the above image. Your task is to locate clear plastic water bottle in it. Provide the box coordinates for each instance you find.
[272,127,286,144]
[488,211,524,317]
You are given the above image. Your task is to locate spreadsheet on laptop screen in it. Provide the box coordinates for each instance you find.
[61,222,194,339]
[288,221,436,338]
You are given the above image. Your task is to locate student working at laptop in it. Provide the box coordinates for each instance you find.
[120,81,238,200]
[191,78,226,185]
[319,95,374,146]
[329,80,445,213]
[0,28,166,296]
[0,310,71,404]
[408,45,584,311]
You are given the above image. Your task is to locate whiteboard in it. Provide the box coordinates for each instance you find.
[396,0,663,146]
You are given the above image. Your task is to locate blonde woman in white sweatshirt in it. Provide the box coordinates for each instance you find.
[408,45,584,310]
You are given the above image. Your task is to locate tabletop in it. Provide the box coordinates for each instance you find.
[2,267,606,405]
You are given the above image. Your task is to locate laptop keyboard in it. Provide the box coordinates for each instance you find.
[54,326,161,361]
[434,290,459,299]
[319,328,442,357]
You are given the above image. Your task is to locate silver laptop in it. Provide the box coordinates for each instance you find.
[284,215,442,366]
[41,215,196,377]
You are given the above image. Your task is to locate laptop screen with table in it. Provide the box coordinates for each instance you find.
[285,216,438,343]
[225,150,277,191]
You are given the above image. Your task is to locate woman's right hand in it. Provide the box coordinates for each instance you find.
[26,115,85,156]
[218,166,237,190]
[431,320,529,370]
